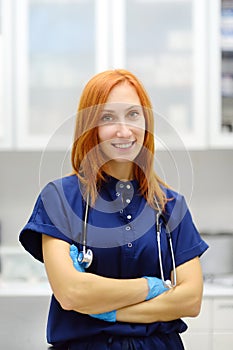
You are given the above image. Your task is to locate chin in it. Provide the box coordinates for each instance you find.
[114,158,132,163]
[112,155,139,163]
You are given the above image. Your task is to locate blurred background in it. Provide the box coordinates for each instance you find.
[0,0,233,349]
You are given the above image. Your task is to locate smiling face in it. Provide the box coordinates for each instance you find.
[97,82,146,178]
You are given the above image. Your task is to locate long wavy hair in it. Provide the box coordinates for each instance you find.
[71,69,169,210]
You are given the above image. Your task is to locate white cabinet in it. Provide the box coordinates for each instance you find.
[181,298,212,350]
[0,0,13,149]
[0,295,50,350]
[117,0,208,149]
[181,296,233,350]
[209,0,233,148]
[14,0,109,149]
[212,297,233,350]
[10,0,208,150]
[2,0,233,150]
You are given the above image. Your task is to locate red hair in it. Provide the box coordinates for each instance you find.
[71,69,169,210]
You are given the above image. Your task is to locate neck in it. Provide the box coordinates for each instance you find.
[104,160,134,181]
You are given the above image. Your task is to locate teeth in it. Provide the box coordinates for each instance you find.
[113,142,133,149]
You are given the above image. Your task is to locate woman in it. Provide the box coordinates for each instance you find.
[19,69,208,349]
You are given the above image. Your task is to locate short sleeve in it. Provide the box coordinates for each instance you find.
[19,180,78,262]
[165,192,208,267]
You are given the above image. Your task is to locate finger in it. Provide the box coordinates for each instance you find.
[70,245,79,261]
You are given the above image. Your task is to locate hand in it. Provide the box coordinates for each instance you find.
[144,276,168,300]
[89,310,116,322]
[70,244,85,272]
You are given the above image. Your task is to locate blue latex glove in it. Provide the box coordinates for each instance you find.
[90,310,116,322]
[70,244,85,272]
[144,276,169,300]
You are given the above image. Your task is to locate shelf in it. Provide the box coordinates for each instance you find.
[222,46,233,52]
[0,280,51,296]
[222,94,233,98]
[0,246,25,254]
[0,245,48,284]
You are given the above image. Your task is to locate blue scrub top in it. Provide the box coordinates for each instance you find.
[19,174,208,348]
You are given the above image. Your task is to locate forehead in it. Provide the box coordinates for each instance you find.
[106,82,141,105]
[101,102,143,114]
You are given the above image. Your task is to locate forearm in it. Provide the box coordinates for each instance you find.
[69,272,148,314]
[116,282,203,323]
[65,246,167,315]
[43,236,149,313]
[68,251,166,315]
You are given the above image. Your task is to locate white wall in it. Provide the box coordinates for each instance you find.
[0,151,72,245]
[0,150,233,246]
[157,150,233,233]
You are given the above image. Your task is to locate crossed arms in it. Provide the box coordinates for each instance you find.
[42,235,203,323]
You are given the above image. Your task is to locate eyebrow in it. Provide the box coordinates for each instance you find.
[126,105,142,111]
[101,105,142,113]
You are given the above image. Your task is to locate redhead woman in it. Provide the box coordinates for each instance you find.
[20,69,208,349]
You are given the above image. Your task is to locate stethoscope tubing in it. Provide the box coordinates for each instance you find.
[82,192,89,254]
[77,193,93,268]
[156,211,177,288]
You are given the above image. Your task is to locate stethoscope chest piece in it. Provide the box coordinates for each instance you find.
[78,248,93,269]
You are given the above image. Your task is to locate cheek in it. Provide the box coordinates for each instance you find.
[98,125,115,142]
[136,118,146,134]
[135,125,146,142]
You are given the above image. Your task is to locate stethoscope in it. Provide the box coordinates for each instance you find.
[77,193,93,269]
[154,196,177,288]
[78,194,177,288]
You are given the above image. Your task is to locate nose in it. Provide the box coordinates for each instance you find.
[116,122,133,138]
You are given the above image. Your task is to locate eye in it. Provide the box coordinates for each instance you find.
[100,114,114,123]
[128,110,141,120]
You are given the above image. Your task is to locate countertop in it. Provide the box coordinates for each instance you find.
[203,282,233,297]
[1,246,233,297]
[0,280,52,296]
[1,280,233,297]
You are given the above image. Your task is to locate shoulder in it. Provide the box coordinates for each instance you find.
[39,174,83,216]
[162,186,185,210]
[41,174,81,199]
[161,186,190,231]
[19,175,80,262]
[43,174,79,190]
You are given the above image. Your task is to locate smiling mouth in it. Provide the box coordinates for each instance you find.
[111,141,136,149]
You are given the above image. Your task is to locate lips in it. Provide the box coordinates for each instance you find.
[111,140,136,149]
